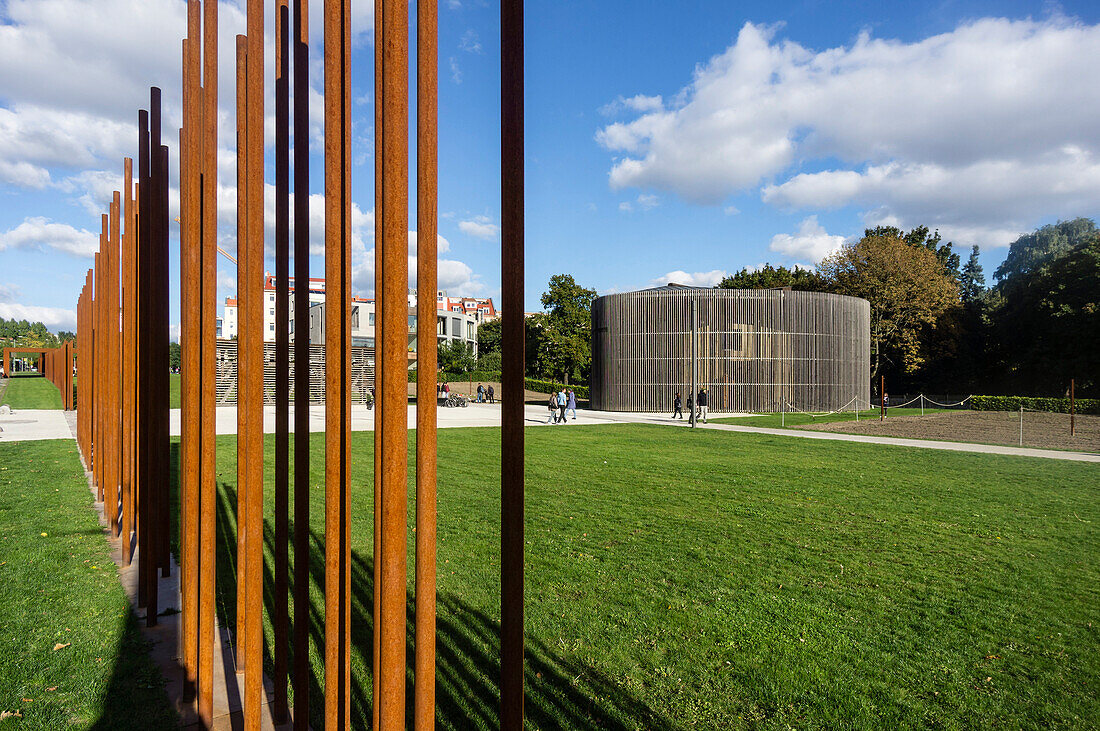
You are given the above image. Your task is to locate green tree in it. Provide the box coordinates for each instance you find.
[994,217,1097,285]
[437,339,475,374]
[534,274,597,384]
[168,342,182,370]
[476,317,502,356]
[716,264,828,291]
[959,245,985,303]
[819,232,959,379]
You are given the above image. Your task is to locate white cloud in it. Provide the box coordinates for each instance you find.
[620,193,659,213]
[0,283,21,303]
[596,17,1100,247]
[449,56,462,84]
[459,29,482,54]
[599,94,664,117]
[0,217,99,258]
[768,216,846,263]
[648,269,729,288]
[0,303,77,332]
[458,215,499,240]
[723,205,740,216]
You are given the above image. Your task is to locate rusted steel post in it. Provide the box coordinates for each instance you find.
[324,1,352,727]
[372,0,383,722]
[1070,378,1076,436]
[153,93,172,580]
[500,0,525,726]
[244,0,265,722]
[273,0,290,722]
[137,106,157,622]
[95,241,104,502]
[198,0,219,718]
[414,0,438,724]
[108,192,121,537]
[234,33,249,675]
[181,2,201,706]
[380,0,409,725]
[291,2,311,727]
[122,158,136,567]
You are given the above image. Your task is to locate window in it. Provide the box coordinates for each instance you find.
[467,322,475,340]
[351,305,359,329]
[408,315,417,331]
[269,323,275,332]
[452,318,461,336]
[368,312,375,326]
[269,309,275,316]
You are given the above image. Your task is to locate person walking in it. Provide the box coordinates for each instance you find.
[477,383,485,403]
[547,392,558,424]
[686,394,694,423]
[673,392,683,419]
[487,384,495,403]
[557,387,567,424]
[566,388,577,420]
[697,387,708,423]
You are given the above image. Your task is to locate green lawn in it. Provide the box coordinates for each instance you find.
[712,407,949,428]
[168,373,180,410]
[0,375,63,410]
[0,440,176,729]
[179,424,1098,729]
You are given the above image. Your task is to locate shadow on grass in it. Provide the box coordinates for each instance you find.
[97,440,669,729]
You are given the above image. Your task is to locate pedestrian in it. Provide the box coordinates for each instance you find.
[686,394,694,422]
[547,392,558,424]
[557,387,567,424]
[487,384,495,403]
[673,392,683,419]
[443,382,450,397]
[697,387,708,423]
[567,389,577,420]
[477,383,484,403]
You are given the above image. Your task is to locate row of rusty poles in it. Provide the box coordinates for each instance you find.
[74,87,172,655]
[0,344,75,409]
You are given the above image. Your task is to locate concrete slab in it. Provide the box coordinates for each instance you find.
[0,408,74,442]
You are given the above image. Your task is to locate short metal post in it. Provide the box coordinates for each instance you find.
[920,394,924,417]
[1019,406,1024,447]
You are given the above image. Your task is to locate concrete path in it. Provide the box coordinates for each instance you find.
[0,408,74,442]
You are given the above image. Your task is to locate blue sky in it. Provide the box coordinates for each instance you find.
[1,0,1099,333]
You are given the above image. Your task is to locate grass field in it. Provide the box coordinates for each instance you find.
[0,440,175,729]
[168,373,180,410]
[180,423,1099,729]
[0,374,63,410]
[711,407,949,428]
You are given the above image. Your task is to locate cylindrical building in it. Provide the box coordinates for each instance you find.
[590,285,870,413]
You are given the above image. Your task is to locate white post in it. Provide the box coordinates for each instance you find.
[1019,406,1024,447]
[920,394,924,417]
[781,399,785,427]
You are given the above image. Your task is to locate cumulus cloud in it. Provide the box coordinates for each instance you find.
[458,216,499,240]
[0,283,21,303]
[0,303,77,332]
[619,193,659,212]
[597,17,1100,247]
[768,216,846,263]
[648,269,729,288]
[0,217,99,258]
[599,94,664,117]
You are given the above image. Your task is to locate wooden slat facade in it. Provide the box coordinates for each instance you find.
[590,287,870,413]
[213,339,374,404]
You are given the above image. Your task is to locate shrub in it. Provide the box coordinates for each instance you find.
[970,395,1100,415]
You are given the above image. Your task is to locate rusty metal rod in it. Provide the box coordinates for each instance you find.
[415,0,438,724]
[372,0,383,723]
[198,0,219,719]
[123,158,136,569]
[274,0,291,722]
[244,0,265,720]
[108,194,121,538]
[291,1,311,727]
[380,0,409,726]
[137,104,156,623]
[324,0,352,727]
[500,0,525,725]
[234,32,249,676]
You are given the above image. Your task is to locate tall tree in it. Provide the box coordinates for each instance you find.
[536,274,597,384]
[819,232,959,378]
[717,264,828,291]
[994,217,1097,285]
[476,317,502,356]
[959,245,985,303]
[864,224,961,280]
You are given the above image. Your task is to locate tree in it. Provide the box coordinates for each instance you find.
[864,224,961,280]
[959,245,985,303]
[437,339,475,374]
[994,217,1097,285]
[716,264,828,291]
[535,274,597,384]
[168,342,182,370]
[819,232,959,378]
[476,317,502,356]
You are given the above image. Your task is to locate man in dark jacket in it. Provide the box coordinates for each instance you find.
[697,388,708,423]
[673,392,683,419]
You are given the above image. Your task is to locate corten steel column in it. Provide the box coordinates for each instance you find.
[273,0,290,722]
[379,0,408,725]
[324,0,352,727]
[234,33,249,674]
[243,0,265,723]
[122,160,137,565]
[154,100,173,579]
[414,0,438,724]
[180,2,201,708]
[198,0,219,718]
[108,192,121,537]
[138,106,156,621]
[372,0,383,721]
[500,0,525,726]
[96,226,107,502]
[291,2,311,727]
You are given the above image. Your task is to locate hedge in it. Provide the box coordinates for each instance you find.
[970,395,1100,415]
[407,369,589,398]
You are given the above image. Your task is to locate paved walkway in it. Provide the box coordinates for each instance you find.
[3,402,1096,463]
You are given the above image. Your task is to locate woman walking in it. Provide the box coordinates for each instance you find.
[566,389,577,420]
[673,392,683,419]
